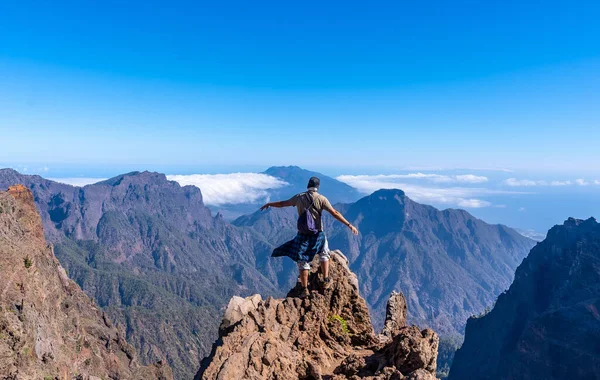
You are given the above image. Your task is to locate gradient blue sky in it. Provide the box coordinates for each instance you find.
[2,1,600,173]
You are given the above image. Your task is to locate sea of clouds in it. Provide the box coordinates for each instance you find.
[336,174,508,208]
[48,171,599,210]
[167,173,288,205]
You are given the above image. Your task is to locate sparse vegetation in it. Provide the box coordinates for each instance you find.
[472,305,492,319]
[329,314,350,335]
[436,334,464,378]
[24,256,33,269]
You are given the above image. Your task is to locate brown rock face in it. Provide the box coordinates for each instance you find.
[380,292,408,341]
[0,186,172,379]
[196,250,438,380]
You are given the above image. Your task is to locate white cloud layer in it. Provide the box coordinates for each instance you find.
[49,178,107,187]
[503,178,593,187]
[550,180,571,186]
[457,199,492,208]
[341,173,488,184]
[336,174,523,209]
[503,178,543,187]
[167,173,289,206]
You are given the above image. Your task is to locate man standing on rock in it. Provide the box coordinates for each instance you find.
[260,176,359,298]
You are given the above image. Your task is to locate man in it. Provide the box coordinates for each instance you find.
[260,176,359,298]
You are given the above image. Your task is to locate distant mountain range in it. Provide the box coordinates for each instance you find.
[0,166,535,378]
[207,165,363,219]
[0,168,278,380]
[515,228,547,242]
[450,217,600,380]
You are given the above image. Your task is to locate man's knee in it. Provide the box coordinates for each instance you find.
[297,261,310,271]
[320,249,330,262]
[320,238,331,262]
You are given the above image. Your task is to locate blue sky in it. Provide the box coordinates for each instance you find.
[1,1,600,232]
[2,1,600,172]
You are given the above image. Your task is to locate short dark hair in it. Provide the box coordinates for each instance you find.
[307,176,320,189]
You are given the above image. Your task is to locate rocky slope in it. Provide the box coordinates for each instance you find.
[0,185,172,379]
[196,250,439,379]
[449,217,600,380]
[0,169,279,379]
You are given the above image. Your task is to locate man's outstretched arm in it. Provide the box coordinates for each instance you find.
[260,199,295,211]
[324,205,359,235]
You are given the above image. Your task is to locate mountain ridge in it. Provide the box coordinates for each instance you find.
[449,216,600,380]
[0,167,535,378]
[0,168,280,379]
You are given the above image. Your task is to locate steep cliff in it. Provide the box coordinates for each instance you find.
[196,250,439,379]
[449,217,600,380]
[0,185,172,379]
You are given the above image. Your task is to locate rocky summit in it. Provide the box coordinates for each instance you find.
[449,217,600,380]
[0,185,173,379]
[196,250,439,380]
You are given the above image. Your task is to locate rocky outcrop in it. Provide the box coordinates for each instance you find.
[380,292,408,341]
[449,217,600,380]
[0,185,172,379]
[196,250,438,379]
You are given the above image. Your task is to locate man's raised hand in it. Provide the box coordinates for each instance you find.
[349,225,359,235]
[260,203,271,211]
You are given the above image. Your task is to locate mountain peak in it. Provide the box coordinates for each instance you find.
[261,165,363,204]
[98,170,169,186]
[369,188,407,198]
[563,216,597,227]
[0,167,19,175]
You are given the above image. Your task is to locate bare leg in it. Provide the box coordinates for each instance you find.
[299,269,309,288]
[320,260,330,279]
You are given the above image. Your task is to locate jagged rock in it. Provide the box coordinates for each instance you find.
[0,186,172,379]
[380,292,408,341]
[381,326,438,375]
[220,294,262,331]
[196,250,438,379]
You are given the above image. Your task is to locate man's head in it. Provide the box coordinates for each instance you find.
[307,176,320,189]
